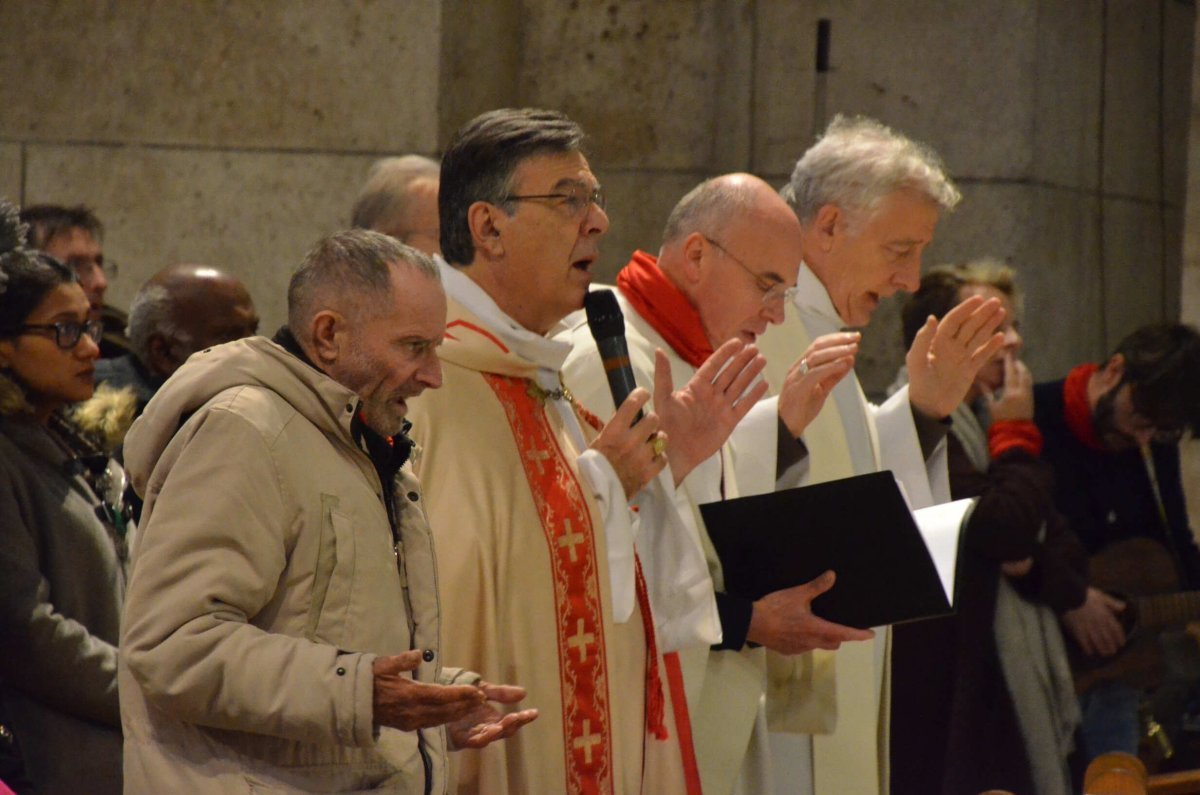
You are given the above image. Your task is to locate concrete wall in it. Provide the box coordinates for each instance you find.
[0,0,441,332]
[0,0,1193,390]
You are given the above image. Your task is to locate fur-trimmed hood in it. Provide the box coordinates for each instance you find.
[0,370,138,454]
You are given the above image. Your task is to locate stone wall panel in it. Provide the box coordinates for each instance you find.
[817,0,1037,180]
[0,144,21,204]
[1101,198,1166,347]
[0,1,440,152]
[1033,0,1103,191]
[516,0,750,171]
[751,1,819,177]
[1101,0,1165,202]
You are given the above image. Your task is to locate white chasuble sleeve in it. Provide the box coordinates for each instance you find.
[870,385,950,511]
[576,450,720,651]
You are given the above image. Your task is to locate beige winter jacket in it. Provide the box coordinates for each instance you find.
[119,336,469,794]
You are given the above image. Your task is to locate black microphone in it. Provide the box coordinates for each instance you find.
[583,289,644,423]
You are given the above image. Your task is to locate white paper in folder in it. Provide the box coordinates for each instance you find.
[913,498,974,605]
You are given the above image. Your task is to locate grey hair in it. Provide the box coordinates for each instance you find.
[784,115,961,226]
[662,176,763,245]
[350,155,440,235]
[127,284,191,361]
[287,229,439,332]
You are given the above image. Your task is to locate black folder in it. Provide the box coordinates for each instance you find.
[700,471,955,629]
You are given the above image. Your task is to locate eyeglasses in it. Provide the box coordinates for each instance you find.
[63,255,118,281]
[703,236,797,306]
[16,320,104,349]
[501,184,607,218]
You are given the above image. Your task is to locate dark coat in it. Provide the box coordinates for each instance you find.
[1032,379,1200,588]
[0,413,127,795]
[891,429,1087,795]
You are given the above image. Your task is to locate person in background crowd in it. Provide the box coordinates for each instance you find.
[0,199,129,795]
[351,154,442,255]
[20,204,129,358]
[889,262,1086,795]
[1034,322,1200,765]
[94,263,259,411]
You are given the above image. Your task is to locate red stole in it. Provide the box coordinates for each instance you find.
[1063,363,1105,451]
[616,251,712,368]
[482,373,672,794]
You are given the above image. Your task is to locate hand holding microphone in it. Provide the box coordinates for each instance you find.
[584,289,668,497]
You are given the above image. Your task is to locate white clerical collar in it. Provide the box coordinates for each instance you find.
[436,256,574,373]
[792,262,847,333]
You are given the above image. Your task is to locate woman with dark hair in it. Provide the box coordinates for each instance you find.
[0,200,128,794]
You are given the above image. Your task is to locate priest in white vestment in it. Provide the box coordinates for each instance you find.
[727,116,1008,795]
[406,108,763,795]
[562,173,875,795]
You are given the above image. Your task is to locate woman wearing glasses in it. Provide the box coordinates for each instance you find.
[0,201,128,795]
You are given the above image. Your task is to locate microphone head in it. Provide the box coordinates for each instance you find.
[583,289,626,341]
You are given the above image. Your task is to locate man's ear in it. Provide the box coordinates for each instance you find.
[309,310,345,364]
[144,334,177,377]
[1098,353,1125,389]
[467,200,506,260]
[813,204,840,252]
[0,339,12,369]
[679,232,707,283]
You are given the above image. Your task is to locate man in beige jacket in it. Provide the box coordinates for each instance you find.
[118,230,535,793]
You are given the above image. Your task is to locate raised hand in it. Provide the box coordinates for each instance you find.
[372,651,487,731]
[590,387,668,499]
[447,682,539,750]
[907,294,1007,419]
[653,339,768,485]
[746,571,875,655]
[777,332,859,438]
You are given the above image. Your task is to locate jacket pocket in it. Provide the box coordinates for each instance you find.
[306,495,356,647]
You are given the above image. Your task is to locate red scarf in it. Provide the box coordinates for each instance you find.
[1063,363,1106,451]
[616,251,713,368]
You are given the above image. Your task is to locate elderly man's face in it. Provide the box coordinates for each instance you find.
[818,188,940,328]
[692,219,803,347]
[334,267,446,437]
[491,151,609,334]
[42,228,108,321]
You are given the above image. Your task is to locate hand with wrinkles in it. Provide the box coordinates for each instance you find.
[654,339,768,486]
[777,332,859,438]
[590,388,667,500]
[447,682,539,750]
[746,571,875,655]
[907,294,1007,419]
[372,651,487,731]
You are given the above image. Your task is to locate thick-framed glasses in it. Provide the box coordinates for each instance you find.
[501,184,607,217]
[702,235,797,306]
[17,320,103,349]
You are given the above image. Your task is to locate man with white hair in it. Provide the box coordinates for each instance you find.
[351,154,442,255]
[94,264,260,409]
[736,115,1006,795]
